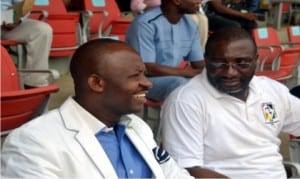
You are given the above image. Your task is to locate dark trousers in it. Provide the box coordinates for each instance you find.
[207,13,257,33]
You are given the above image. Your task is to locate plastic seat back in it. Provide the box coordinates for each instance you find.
[279,50,300,75]
[30,0,81,57]
[83,0,131,40]
[287,26,300,46]
[1,46,59,135]
[32,0,67,14]
[252,27,282,67]
[1,46,20,92]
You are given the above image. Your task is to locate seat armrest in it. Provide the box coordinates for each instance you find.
[82,10,108,40]
[257,45,282,70]
[30,10,49,21]
[18,69,59,80]
[17,69,60,88]
[284,161,300,178]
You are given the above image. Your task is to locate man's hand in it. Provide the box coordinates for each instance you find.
[1,21,21,31]
[180,66,202,77]
[242,12,257,21]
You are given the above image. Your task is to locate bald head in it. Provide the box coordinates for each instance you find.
[205,27,257,58]
[70,39,139,95]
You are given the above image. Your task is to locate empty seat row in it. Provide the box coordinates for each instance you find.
[253,26,300,83]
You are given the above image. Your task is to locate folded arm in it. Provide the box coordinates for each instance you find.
[210,0,256,21]
[145,61,204,77]
[186,166,228,178]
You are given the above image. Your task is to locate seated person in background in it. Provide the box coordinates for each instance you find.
[227,0,264,19]
[161,27,300,178]
[131,0,208,51]
[1,0,53,87]
[204,0,257,33]
[225,0,260,12]
[130,0,161,14]
[1,39,194,179]
[126,0,205,101]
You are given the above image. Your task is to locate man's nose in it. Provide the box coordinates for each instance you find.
[225,64,239,76]
[141,75,153,89]
[196,0,203,4]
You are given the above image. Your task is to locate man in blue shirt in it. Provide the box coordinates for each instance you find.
[126,0,205,101]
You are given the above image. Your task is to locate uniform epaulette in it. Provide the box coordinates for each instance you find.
[147,13,163,23]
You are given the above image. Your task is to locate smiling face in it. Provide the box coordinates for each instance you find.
[205,39,257,98]
[100,49,152,115]
[71,39,153,126]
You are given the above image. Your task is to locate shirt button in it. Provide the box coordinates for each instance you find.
[129,169,134,174]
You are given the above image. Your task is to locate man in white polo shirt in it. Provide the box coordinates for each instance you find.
[161,27,300,178]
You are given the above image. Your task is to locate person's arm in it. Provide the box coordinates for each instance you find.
[145,62,203,77]
[1,127,61,178]
[1,11,29,31]
[210,0,256,21]
[130,0,147,13]
[280,84,300,136]
[162,93,228,178]
[1,20,21,30]
[186,166,228,178]
[191,60,205,71]
[127,19,203,77]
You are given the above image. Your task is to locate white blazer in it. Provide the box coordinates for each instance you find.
[1,97,193,179]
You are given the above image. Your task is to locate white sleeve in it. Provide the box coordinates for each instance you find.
[161,100,206,168]
[281,91,300,136]
[159,155,194,179]
[129,114,194,178]
[1,127,61,178]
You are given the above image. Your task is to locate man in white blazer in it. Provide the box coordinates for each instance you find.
[1,39,193,179]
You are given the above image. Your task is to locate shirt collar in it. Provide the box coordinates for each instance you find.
[69,97,132,135]
[69,97,107,134]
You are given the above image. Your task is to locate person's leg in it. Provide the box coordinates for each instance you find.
[147,76,189,101]
[247,0,260,12]
[2,19,53,70]
[2,19,53,86]
[206,14,241,32]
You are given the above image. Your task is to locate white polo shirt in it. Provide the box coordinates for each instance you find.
[161,69,300,179]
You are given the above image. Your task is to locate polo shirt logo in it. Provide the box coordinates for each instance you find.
[261,102,279,124]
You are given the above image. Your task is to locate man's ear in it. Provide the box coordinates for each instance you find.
[204,58,208,66]
[88,74,105,92]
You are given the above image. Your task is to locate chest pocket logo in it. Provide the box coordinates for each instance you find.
[261,102,279,124]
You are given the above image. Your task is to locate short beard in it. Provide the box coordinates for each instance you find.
[206,71,254,95]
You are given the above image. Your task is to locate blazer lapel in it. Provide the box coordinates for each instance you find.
[75,131,118,179]
[59,98,118,179]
